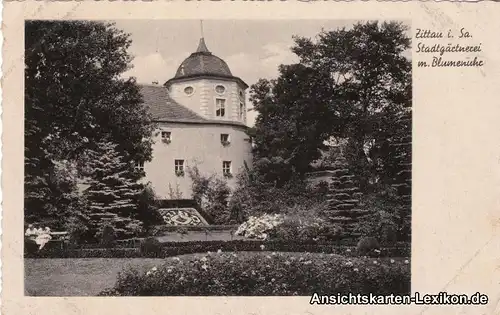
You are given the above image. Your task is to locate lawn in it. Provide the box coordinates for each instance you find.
[25,253,410,296]
[25,258,164,296]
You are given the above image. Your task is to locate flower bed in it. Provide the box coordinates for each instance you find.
[99,251,410,296]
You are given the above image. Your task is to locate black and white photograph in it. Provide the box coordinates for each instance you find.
[24,19,412,296]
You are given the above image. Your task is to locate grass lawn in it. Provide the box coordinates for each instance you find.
[25,258,164,296]
[25,253,409,296]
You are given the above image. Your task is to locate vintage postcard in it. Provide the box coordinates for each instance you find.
[2,1,500,315]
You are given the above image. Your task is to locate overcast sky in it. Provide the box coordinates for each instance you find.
[113,20,410,126]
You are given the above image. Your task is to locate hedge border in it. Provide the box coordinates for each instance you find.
[25,239,410,259]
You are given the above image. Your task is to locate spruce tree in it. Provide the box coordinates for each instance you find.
[84,141,143,240]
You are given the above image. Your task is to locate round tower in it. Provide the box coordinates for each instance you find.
[164,38,248,125]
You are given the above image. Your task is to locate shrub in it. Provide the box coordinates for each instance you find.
[135,183,163,230]
[268,204,343,242]
[100,225,116,248]
[354,186,409,243]
[234,214,284,240]
[23,239,410,259]
[188,166,232,224]
[229,165,326,220]
[139,237,162,257]
[356,237,380,256]
[100,252,411,296]
[24,238,39,256]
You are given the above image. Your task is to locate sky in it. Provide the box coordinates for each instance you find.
[112,20,410,126]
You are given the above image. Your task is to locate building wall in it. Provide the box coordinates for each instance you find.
[144,122,252,199]
[169,78,247,125]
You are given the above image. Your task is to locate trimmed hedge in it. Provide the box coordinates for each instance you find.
[149,224,239,235]
[25,239,410,259]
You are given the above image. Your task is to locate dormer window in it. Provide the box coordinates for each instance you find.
[216,98,226,117]
[184,86,194,96]
[215,85,226,95]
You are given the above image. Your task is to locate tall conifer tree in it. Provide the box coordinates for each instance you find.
[84,141,143,238]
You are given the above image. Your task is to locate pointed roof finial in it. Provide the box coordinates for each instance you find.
[196,20,210,53]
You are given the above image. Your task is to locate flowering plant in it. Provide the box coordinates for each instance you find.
[234,214,284,240]
[175,170,185,177]
[101,252,411,296]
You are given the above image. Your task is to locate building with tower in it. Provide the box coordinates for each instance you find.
[138,37,253,199]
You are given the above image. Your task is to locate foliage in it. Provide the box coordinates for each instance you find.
[356,237,381,256]
[135,183,163,229]
[167,183,183,199]
[63,215,91,246]
[187,166,232,224]
[354,185,407,243]
[100,225,117,248]
[25,20,155,224]
[84,141,144,240]
[269,207,344,243]
[229,165,326,220]
[24,238,411,259]
[139,237,163,258]
[100,252,410,296]
[235,214,284,240]
[250,21,411,190]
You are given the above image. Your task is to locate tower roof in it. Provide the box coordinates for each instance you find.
[139,84,247,127]
[173,38,233,79]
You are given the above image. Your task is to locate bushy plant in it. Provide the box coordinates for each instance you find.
[101,252,410,296]
[139,237,162,257]
[234,214,284,240]
[188,166,232,224]
[100,225,116,248]
[229,167,325,220]
[354,186,404,244]
[64,215,91,246]
[356,236,380,256]
[135,183,163,230]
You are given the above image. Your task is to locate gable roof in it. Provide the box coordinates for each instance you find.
[140,84,247,128]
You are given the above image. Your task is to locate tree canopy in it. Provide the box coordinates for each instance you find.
[250,21,411,189]
[24,21,155,222]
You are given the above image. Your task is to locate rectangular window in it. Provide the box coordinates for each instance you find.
[175,159,185,176]
[135,161,144,171]
[216,98,226,117]
[222,161,232,176]
[220,133,230,145]
[239,102,244,120]
[161,131,172,142]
